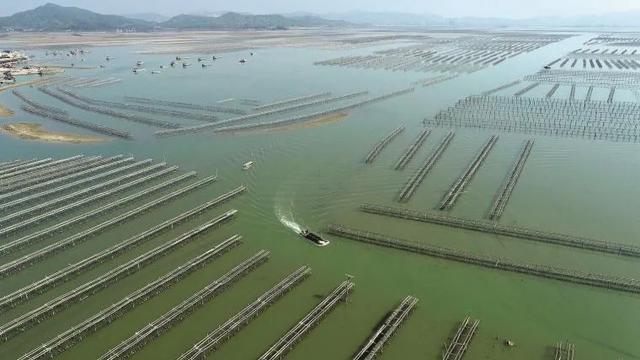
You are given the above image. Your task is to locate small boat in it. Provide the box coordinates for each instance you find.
[151,70,161,74]
[300,229,330,247]
[182,62,191,68]
[170,61,175,67]
[239,58,247,64]
[212,55,218,60]
[543,65,551,69]
[202,63,210,68]
[197,57,203,62]
[159,65,165,69]
[242,161,254,170]
[136,60,144,66]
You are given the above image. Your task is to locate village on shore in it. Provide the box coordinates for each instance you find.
[1,50,63,85]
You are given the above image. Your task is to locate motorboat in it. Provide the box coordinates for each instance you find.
[300,229,330,247]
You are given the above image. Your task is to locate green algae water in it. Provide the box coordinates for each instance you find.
[1,33,639,360]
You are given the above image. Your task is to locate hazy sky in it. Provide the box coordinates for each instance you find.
[2,0,640,18]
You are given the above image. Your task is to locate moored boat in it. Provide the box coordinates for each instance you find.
[242,161,254,170]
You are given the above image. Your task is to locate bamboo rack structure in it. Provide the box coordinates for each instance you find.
[15,236,241,360]
[259,280,355,360]
[0,174,214,276]
[0,165,179,238]
[353,296,418,360]
[426,95,640,143]
[38,87,180,129]
[254,92,332,112]
[0,211,238,342]
[57,88,220,123]
[442,316,480,360]
[125,96,246,115]
[0,160,164,225]
[365,126,405,164]
[99,250,269,360]
[0,158,154,212]
[177,266,312,359]
[0,156,127,196]
[438,135,498,211]
[156,88,414,137]
[327,224,640,294]
[487,139,534,220]
[398,131,455,202]
[554,341,575,360]
[360,204,640,258]
[394,129,431,170]
[0,186,243,310]
[315,34,569,75]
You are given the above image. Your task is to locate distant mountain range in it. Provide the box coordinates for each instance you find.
[124,12,171,23]
[2,3,640,32]
[0,3,153,31]
[0,3,350,32]
[315,10,640,28]
[162,12,349,30]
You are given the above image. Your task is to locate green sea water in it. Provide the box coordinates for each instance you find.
[1,32,639,360]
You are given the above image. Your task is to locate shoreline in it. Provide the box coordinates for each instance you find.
[1,122,104,144]
[0,104,14,117]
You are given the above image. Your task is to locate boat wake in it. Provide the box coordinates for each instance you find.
[275,202,301,234]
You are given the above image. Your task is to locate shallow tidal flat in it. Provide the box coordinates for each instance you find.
[1,122,103,143]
